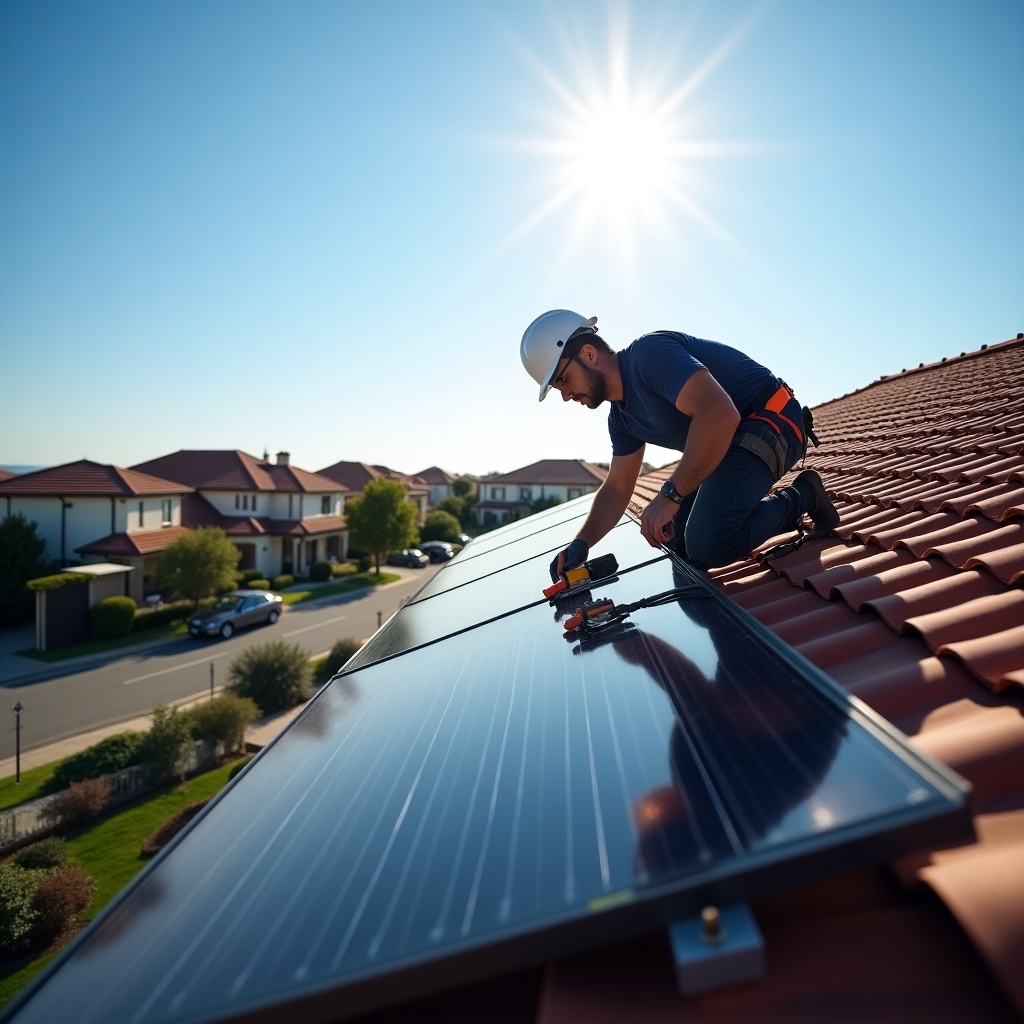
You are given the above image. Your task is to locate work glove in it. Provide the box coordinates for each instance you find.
[549,539,589,583]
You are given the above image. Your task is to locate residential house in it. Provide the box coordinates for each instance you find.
[0,460,192,604]
[130,450,348,579]
[317,460,430,524]
[413,465,459,506]
[474,458,607,526]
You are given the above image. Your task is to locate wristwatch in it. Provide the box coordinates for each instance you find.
[659,479,685,504]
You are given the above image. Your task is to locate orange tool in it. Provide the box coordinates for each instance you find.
[543,553,619,601]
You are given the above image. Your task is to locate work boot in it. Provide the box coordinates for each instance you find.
[793,470,840,537]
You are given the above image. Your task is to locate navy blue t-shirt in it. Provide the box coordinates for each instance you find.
[608,331,776,456]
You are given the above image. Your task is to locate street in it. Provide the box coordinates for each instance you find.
[1,564,441,757]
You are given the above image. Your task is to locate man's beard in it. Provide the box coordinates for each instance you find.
[578,361,608,408]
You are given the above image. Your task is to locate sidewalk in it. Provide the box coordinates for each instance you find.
[0,688,308,779]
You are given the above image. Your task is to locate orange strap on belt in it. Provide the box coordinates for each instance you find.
[751,384,804,444]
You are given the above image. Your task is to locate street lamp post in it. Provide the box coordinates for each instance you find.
[12,701,23,784]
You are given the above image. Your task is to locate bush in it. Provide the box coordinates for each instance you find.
[227,641,311,714]
[245,579,270,591]
[228,757,253,781]
[11,837,69,871]
[271,574,294,590]
[49,731,147,790]
[30,865,94,946]
[330,561,358,576]
[187,693,260,755]
[323,638,364,679]
[357,555,372,573]
[89,595,138,640]
[42,778,112,828]
[132,599,197,632]
[309,561,332,583]
[420,509,462,542]
[139,705,194,783]
[239,568,264,585]
[24,572,89,592]
[0,864,42,953]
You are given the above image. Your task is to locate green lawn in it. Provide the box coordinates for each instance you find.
[0,759,244,1008]
[16,622,187,663]
[279,571,399,606]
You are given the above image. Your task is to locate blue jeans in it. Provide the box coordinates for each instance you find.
[668,407,806,569]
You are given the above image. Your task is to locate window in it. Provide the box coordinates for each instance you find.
[138,501,144,528]
[252,495,257,512]
[491,486,506,501]
[520,487,531,501]
[568,488,582,500]
[321,496,331,515]
[235,495,241,509]
[161,500,172,526]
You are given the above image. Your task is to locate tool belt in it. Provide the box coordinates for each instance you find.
[736,380,819,480]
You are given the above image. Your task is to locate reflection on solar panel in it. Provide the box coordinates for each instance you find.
[0,501,973,1024]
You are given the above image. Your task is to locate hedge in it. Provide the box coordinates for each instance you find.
[90,596,137,640]
[131,599,198,632]
[48,731,147,791]
[245,579,270,591]
[25,572,89,592]
[271,574,294,590]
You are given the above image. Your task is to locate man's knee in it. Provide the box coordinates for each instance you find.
[682,526,745,570]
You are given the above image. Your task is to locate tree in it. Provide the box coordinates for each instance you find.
[227,640,311,714]
[140,704,195,783]
[0,513,50,626]
[420,509,462,542]
[156,527,241,608]
[451,477,475,499]
[345,478,418,574]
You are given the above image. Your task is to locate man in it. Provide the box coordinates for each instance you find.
[520,309,839,580]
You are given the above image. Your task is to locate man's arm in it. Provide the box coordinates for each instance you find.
[551,447,645,578]
[640,368,740,547]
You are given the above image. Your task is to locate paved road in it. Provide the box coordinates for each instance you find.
[1,565,440,757]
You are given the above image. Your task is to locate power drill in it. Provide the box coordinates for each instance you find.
[542,553,619,601]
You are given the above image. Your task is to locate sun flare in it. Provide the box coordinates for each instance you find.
[497,6,756,268]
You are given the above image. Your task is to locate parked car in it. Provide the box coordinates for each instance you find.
[188,590,283,640]
[386,549,430,568]
[418,541,455,563]
[455,533,472,545]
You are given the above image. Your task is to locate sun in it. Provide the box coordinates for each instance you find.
[497,5,757,266]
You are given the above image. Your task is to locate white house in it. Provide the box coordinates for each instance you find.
[473,459,607,526]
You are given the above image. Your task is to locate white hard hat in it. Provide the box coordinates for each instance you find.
[520,310,598,401]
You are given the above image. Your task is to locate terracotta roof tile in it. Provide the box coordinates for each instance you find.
[76,526,192,556]
[935,626,1024,692]
[861,570,1005,632]
[0,459,190,496]
[131,450,342,493]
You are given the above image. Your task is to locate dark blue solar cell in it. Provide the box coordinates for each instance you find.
[2,553,971,1024]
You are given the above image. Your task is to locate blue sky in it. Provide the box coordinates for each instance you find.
[1,0,1021,478]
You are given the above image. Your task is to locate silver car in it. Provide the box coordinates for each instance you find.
[188,590,283,640]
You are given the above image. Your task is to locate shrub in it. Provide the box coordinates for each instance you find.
[227,641,312,714]
[239,568,264,585]
[24,572,89,592]
[271,574,294,590]
[245,579,270,591]
[139,705,194,783]
[0,864,42,953]
[89,595,138,640]
[11,837,69,871]
[42,778,112,828]
[228,756,253,781]
[30,865,94,946]
[330,561,358,576]
[309,561,332,582]
[420,509,462,542]
[132,599,196,632]
[49,731,147,790]
[323,638,364,679]
[357,555,372,573]
[187,693,260,755]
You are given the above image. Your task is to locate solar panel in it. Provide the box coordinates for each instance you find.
[0,510,973,1024]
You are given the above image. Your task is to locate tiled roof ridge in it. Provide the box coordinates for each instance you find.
[814,335,1024,411]
[0,458,191,496]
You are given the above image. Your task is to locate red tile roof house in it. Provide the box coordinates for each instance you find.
[541,336,1024,1022]
[414,464,460,506]
[130,450,349,580]
[0,459,192,604]
[474,459,609,527]
[317,460,431,524]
